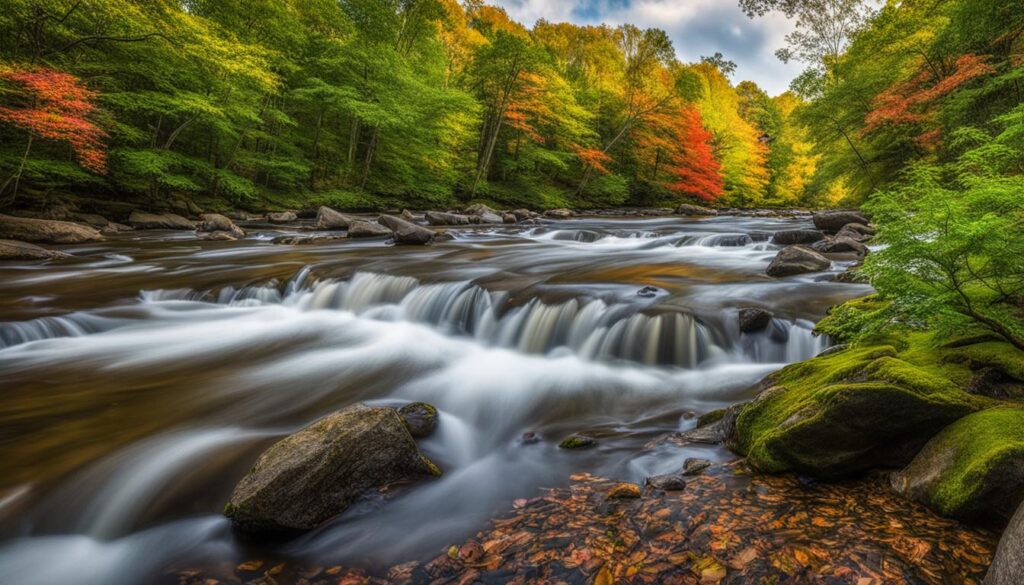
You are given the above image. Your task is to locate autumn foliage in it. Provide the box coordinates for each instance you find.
[665,107,724,202]
[0,67,107,174]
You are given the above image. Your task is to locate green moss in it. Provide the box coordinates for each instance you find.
[696,408,728,428]
[734,340,994,477]
[945,341,1024,382]
[898,407,1024,524]
[558,435,596,449]
[814,295,892,344]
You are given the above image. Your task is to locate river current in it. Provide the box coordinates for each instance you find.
[0,214,871,583]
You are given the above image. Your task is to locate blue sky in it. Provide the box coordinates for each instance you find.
[491,0,803,95]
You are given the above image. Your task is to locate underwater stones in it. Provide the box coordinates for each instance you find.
[271,235,346,245]
[812,210,869,234]
[605,482,642,499]
[733,345,988,478]
[683,458,713,476]
[986,500,1024,585]
[892,407,1024,525]
[738,308,773,333]
[225,403,440,536]
[672,404,743,447]
[766,245,831,277]
[0,213,104,243]
[315,206,354,230]
[378,214,435,245]
[675,203,717,216]
[128,210,195,230]
[398,402,439,439]
[771,229,825,245]
[646,473,688,491]
[558,434,596,449]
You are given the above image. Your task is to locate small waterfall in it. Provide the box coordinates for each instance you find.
[0,314,126,349]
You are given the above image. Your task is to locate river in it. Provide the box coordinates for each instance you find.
[0,214,874,583]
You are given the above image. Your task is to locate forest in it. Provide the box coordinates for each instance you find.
[1,1,1024,584]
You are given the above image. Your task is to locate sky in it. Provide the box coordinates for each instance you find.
[490,0,804,96]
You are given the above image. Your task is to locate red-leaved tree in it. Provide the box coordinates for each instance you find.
[0,66,108,200]
[665,106,724,202]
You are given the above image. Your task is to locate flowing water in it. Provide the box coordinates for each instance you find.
[0,214,871,583]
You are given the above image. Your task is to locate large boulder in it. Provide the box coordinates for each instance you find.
[378,214,435,245]
[986,500,1024,585]
[425,211,472,226]
[813,235,869,256]
[766,245,832,277]
[0,214,103,244]
[315,206,354,230]
[738,308,773,333]
[675,203,717,216]
[347,220,392,238]
[733,345,988,478]
[197,213,245,240]
[224,403,440,535]
[771,229,825,246]
[836,224,873,242]
[128,210,195,230]
[0,239,71,260]
[812,210,869,234]
[892,407,1024,525]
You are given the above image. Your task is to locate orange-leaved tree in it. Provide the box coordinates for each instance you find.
[665,106,724,202]
[0,66,108,202]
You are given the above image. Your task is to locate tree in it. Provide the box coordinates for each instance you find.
[0,66,107,205]
[740,0,872,69]
[700,52,737,78]
[665,107,724,202]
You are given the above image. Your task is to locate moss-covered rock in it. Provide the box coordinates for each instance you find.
[892,407,1024,526]
[733,344,991,478]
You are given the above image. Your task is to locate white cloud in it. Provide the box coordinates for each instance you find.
[491,0,804,95]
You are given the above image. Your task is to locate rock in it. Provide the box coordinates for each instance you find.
[637,286,659,298]
[347,220,392,238]
[814,236,869,256]
[0,214,104,244]
[315,206,354,230]
[267,211,298,224]
[836,225,872,242]
[100,222,132,235]
[197,213,245,239]
[672,404,743,446]
[683,458,712,476]
[502,213,517,224]
[738,308,773,333]
[520,431,541,445]
[605,482,642,499]
[463,203,497,216]
[771,229,825,245]
[891,407,1024,525]
[645,473,687,491]
[544,208,575,219]
[425,211,472,226]
[986,500,1024,585]
[511,209,539,221]
[558,434,596,449]
[766,245,832,277]
[198,231,238,241]
[225,210,262,221]
[271,235,346,245]
[733,345,987,478]
[398,402,438,439]
[841,222,876,236]
[224,403,440,535]
[812,210,869,234]
[378,214,435,245]
[0,239,72,260]
[399,209,417,222]
[128,210,195,230]
[967,368,1024,400]
[73,213,111,228]
[675,203,717,216]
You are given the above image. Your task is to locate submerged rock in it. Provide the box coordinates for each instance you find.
[672,404,743,447]
[812,210,869,234]
[271,235,346,245]
[128,210,195,230]
[771,229,825,245]
[605,482,642,499]
[766,245,831,277]
[892,407,1024,525]
[986,500,1024,584]
[738,308,773,333]
[315,206,354,230]
[645,473,687,491]
[398,402,438,439]
[559,434,596,449]
[675,203,717,216]
[347,220,392,238]
[378,214,435,245]
[225,403,440,536]
[0,239,71,260]
[733,345,988,478]
[682,458,713,476]
[0,213,104,243]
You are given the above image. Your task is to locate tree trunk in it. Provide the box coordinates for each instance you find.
[359,126,379,191]
[0,135,33,209]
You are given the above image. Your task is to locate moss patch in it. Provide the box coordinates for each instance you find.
[734,342,994,478]
[893,407,1024,526]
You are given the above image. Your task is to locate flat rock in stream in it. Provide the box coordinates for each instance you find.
[128,210,195,230]
[197,213,245,239]
[225,403,440,536]
[0,213,104,244]
[378,214,435,245]
[0,239,72,260]
[315,206,354,230]
[347,220,392,238]
[766,245,831,277]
